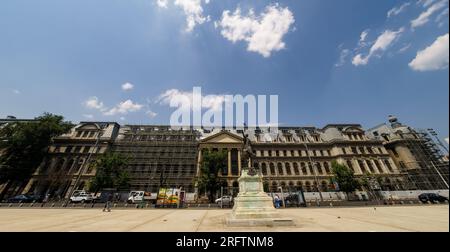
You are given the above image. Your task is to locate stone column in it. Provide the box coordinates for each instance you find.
[228,149,232,177]
[238,150,242,175]
[196,149,202,177]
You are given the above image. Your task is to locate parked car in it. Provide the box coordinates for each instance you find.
[70,191,94,203]
[215,196,233,206]
[418,193,448,203]
[7,195,38,203]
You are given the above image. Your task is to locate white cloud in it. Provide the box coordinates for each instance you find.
[352,54,369,66]
[155,0,210,32]
[12,89,20,94]
[398,43,412,53]
[174,0,210,32]
[120,117,126,121]
[360,30,369,43]
[388,2,411,18]
[411,0,448,28]
[156,0,169,8]
[409,33,449,71]
[104,100,144,116]
[121,82,134,91]
[445,137,449,144]
[216,4,295,57]
[157,88,227,112]
[417,0,437,7]
[335,48,350,67]
[84,97,106,111]
[352,28,404,66]
[147,110,158,118]
[82,114,94,119]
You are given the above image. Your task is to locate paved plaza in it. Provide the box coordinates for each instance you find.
[0,205,448,232]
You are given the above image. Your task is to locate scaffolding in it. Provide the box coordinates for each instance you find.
[399,129,449,190]
[112,126,200,193]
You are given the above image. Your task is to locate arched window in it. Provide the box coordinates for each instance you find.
[324,162,331,174]
[296,181,303,191]
[277,163,284,175]
[293,163,300,175]
[270,163,276,175]
[346,160,354,172]
[316,162,323,175]
[261,163,268,175]
[301,162,307,175]
[365,160,375,173]
[321,181,328,192]
[285,163,292,175]
[305,181,312,192]
[384,160,394,173]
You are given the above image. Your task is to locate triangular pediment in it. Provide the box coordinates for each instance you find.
[200,131,243,143]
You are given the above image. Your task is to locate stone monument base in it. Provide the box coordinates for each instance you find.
[226,168,294,227]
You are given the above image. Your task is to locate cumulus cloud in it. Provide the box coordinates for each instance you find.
[445,137,449,145]
[104,100,144,116]
[157,88,227,112]
[156,0,169,8]
[121,82,134,91]
[147,110,158,118]
[411,0,448,28]
[12,89,20,94]
[352,28,404,66]
[216,4,295,57]
[387,2,411,18]
[409,33,449,71]
[84,96,143,116]
[84,97,106,111]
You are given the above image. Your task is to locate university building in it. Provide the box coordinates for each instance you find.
[1,116,448,199]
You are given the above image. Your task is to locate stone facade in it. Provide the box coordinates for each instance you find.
[1,117,447,200]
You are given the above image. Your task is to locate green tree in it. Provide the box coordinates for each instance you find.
[0,113,72,200]
[88,152,130,192]
[331,161,359,199]
[196,149,227,203]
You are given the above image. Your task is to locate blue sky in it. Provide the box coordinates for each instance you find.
[0,0,449,140]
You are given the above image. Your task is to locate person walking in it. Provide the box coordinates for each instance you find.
[103,193,113,212]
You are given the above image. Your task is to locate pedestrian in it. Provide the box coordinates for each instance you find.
[103,193,113,212]
[274,194,280,208]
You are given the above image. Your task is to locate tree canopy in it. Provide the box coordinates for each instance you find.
[0,113,72,199]
[331,161,359,195]
[88,152,130,192]
[196,149,228,203]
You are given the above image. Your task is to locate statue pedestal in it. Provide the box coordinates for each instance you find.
[226,168,294,227]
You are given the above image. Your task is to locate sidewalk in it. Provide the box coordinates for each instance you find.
[0,205,448,232]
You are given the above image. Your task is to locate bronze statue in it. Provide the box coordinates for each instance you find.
[241,131,256,176]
